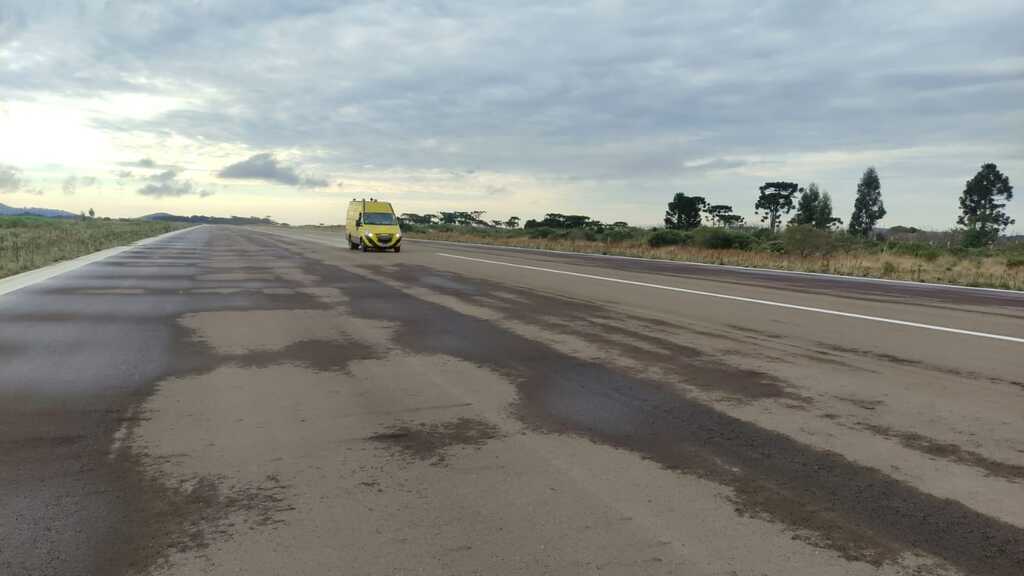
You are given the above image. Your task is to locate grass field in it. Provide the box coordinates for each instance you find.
[0,216,189,279]
[401,227,1024,291]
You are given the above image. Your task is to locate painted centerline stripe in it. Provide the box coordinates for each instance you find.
[437,252,1024,344]
[415,237,1024,297]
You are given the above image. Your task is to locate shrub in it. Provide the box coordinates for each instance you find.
[831,231,875,254]
[782,225,834,257]
[647,229,691,247]
[750,228,776,242]
[763,240,785,253]
[1007,255,1024,269]
[961,227,997,248]
[886,241,942,262]
[526,227,557,239]
[691,227,754,250]
[602,227,638,243]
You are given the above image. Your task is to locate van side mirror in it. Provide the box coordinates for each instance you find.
[355,217,362,227]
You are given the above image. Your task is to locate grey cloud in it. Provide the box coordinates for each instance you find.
[62,175,99,195]
[218,153,328,187]
[3,1,1022,227]
[138,181,193,197]
[0,165,24,191]
[115,170,134,179]
[147,168,182,183]
[682,159,750,173]
[137,170,210,198]
[123,158,157,168]
[72,1,1021,183]
[118,158,180,171]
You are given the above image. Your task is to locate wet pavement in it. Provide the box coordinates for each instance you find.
[2,225,1023,576]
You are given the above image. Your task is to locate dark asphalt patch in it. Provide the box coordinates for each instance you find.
[837,396,885,411]
[860,423,1024,482]
[87,452,292,576]
[231,338,379,373]
[367,264,799,403]
[285,246,1024,575]
[0,227,341,576]
[368,417,502,466]
[829,344,1024,392]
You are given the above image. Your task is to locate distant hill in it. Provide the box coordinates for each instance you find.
[141,213,275,225]
[140,212,177,221]
[0,202,77,219]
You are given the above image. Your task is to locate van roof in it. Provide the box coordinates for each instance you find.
[351,199,394,212]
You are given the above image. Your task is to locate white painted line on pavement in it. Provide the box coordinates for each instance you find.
[438,252,1024,344]
[0,225,202,298]
[414,238,1024,297]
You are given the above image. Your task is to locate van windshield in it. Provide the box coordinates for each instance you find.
[362,212,396,225]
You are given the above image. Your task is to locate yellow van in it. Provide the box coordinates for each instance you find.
[346,199,402,252]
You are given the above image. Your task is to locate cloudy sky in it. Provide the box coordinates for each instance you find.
[1,0,1021,228]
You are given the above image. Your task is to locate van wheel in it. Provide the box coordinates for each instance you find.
[393,246,401,253]
[360,242,369,252]
[348,237,358,250]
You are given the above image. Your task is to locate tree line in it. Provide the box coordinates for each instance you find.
[399,211,629,231]
[664,163,1014,246]
[400,163,1014,249]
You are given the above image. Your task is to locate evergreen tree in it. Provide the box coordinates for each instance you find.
[958,163,1014,246]
[665,193,708,230]
[849,167,885,236]
[755,182,799,232]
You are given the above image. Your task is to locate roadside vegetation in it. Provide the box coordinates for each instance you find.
[0,215,188,279]
[400,163,1023,290]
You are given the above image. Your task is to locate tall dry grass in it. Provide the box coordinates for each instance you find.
[407,230,1024,290]
[0,216,188,279]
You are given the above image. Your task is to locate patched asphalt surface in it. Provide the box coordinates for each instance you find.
[2,225,1023,576]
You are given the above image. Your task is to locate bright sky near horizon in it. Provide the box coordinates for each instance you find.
[0,1,1021,229]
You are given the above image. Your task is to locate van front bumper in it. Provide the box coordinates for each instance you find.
[362,234,402,249]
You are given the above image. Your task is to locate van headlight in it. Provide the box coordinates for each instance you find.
[364,231,374,238]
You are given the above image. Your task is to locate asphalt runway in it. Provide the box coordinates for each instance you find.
[2,224,1022,575]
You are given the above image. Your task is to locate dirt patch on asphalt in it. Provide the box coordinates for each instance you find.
[368,417,503,466]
